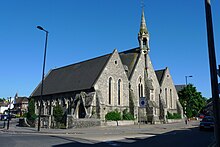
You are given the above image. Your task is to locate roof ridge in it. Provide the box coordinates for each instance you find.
[119,47,140,54]
[51,47,141,72]
[53,53,112,71]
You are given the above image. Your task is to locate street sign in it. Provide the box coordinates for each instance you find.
[139,97,146,108]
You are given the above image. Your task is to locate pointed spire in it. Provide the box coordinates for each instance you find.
[139,9,148,35]
[138,8,150,52]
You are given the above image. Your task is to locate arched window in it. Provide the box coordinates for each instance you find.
[138,77,143,98]
[170,89,172,108]
[68,101,71,114]
[140,84,143,97]
[108,77,112,105]
[143,38,147,46]
[138,84,141,98]
[165,88,168,106]
[118,79,121,105]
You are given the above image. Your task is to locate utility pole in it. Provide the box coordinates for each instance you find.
[204,0,220,146]
[7,97,11,130]
[37,26,49,132]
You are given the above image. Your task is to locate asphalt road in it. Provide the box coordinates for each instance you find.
[0,125,214,147]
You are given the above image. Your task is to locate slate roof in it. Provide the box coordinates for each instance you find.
[155,69,166,85]
[31,54,111,97]
[15,97,28,104]
[175,85,186,92]
[119,47,141,79]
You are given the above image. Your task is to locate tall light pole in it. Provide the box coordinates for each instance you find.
[184,76,192,118]
[204,0,220,146]
[37,26,49,132]
[7,97,11,130]
[185,75,193,86]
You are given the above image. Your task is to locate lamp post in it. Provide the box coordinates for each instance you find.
[7,97,11,130]
[185,75,193,86]
[37,26,49,132]
[184,76,192,119]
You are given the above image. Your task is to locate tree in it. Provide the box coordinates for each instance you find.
[105,109,122,126]
[178,84,207,118]
[0,98,6,102]
[26,98,37,126]
[53,104,64,123]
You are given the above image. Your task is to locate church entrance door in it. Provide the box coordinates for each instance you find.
[78,102,86,118]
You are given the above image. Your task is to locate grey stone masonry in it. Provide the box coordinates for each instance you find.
[160,68,179,112]
[94,49,129,121]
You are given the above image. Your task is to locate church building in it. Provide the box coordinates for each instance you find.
[31,9,183,128]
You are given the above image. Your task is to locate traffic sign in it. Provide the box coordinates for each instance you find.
[139,97,146,108]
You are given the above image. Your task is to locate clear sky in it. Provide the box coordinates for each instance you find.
[0,0,219,99]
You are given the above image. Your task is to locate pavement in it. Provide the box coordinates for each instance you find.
[0,119,200,142]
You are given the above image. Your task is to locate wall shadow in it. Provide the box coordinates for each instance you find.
[52,127,214,147]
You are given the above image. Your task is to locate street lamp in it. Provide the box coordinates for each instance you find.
[7,97,11,130]
[185,75,193,86]
[184,75,192,119]
[37,26,49,132]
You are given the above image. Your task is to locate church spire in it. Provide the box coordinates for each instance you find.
[138,9,150,53]
[140,9,148,35]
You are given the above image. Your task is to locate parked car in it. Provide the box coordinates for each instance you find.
[199,116,214,131]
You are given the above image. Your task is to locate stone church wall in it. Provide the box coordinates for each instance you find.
[145,54,161,122]
[160,68,178,112]
[94,50,129,121]
[129,53,161,122]
[146,54,161,110]
[129,53,146,120]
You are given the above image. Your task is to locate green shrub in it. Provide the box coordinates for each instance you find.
[173,113,181,119]
[167,111,173,119]
[105,110,121,121]
[53,104,64,123]
[23,112,28,118]
[122,109,134,120]
[26,98,37,126]
[166,111,181,119]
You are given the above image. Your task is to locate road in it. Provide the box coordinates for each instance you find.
[0,120,214,147]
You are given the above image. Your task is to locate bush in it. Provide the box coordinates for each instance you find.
[122,109,134,120]
[53,104,64,123]
[173,113,181,119]
[26,98,37,126]
[166,111,181,119]
[105,110,121,121]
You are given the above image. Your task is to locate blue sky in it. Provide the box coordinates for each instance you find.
[0,0,219,99]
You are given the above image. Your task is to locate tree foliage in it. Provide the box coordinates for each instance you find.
[0,98,6,102]
[53,104,64,123]
[178,84,207,118]
[166,111,181,119]
[122,109,134,120]
[26,98,37,126]
[105,109,121,121]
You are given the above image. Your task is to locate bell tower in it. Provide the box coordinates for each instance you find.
[138,9,150,54]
